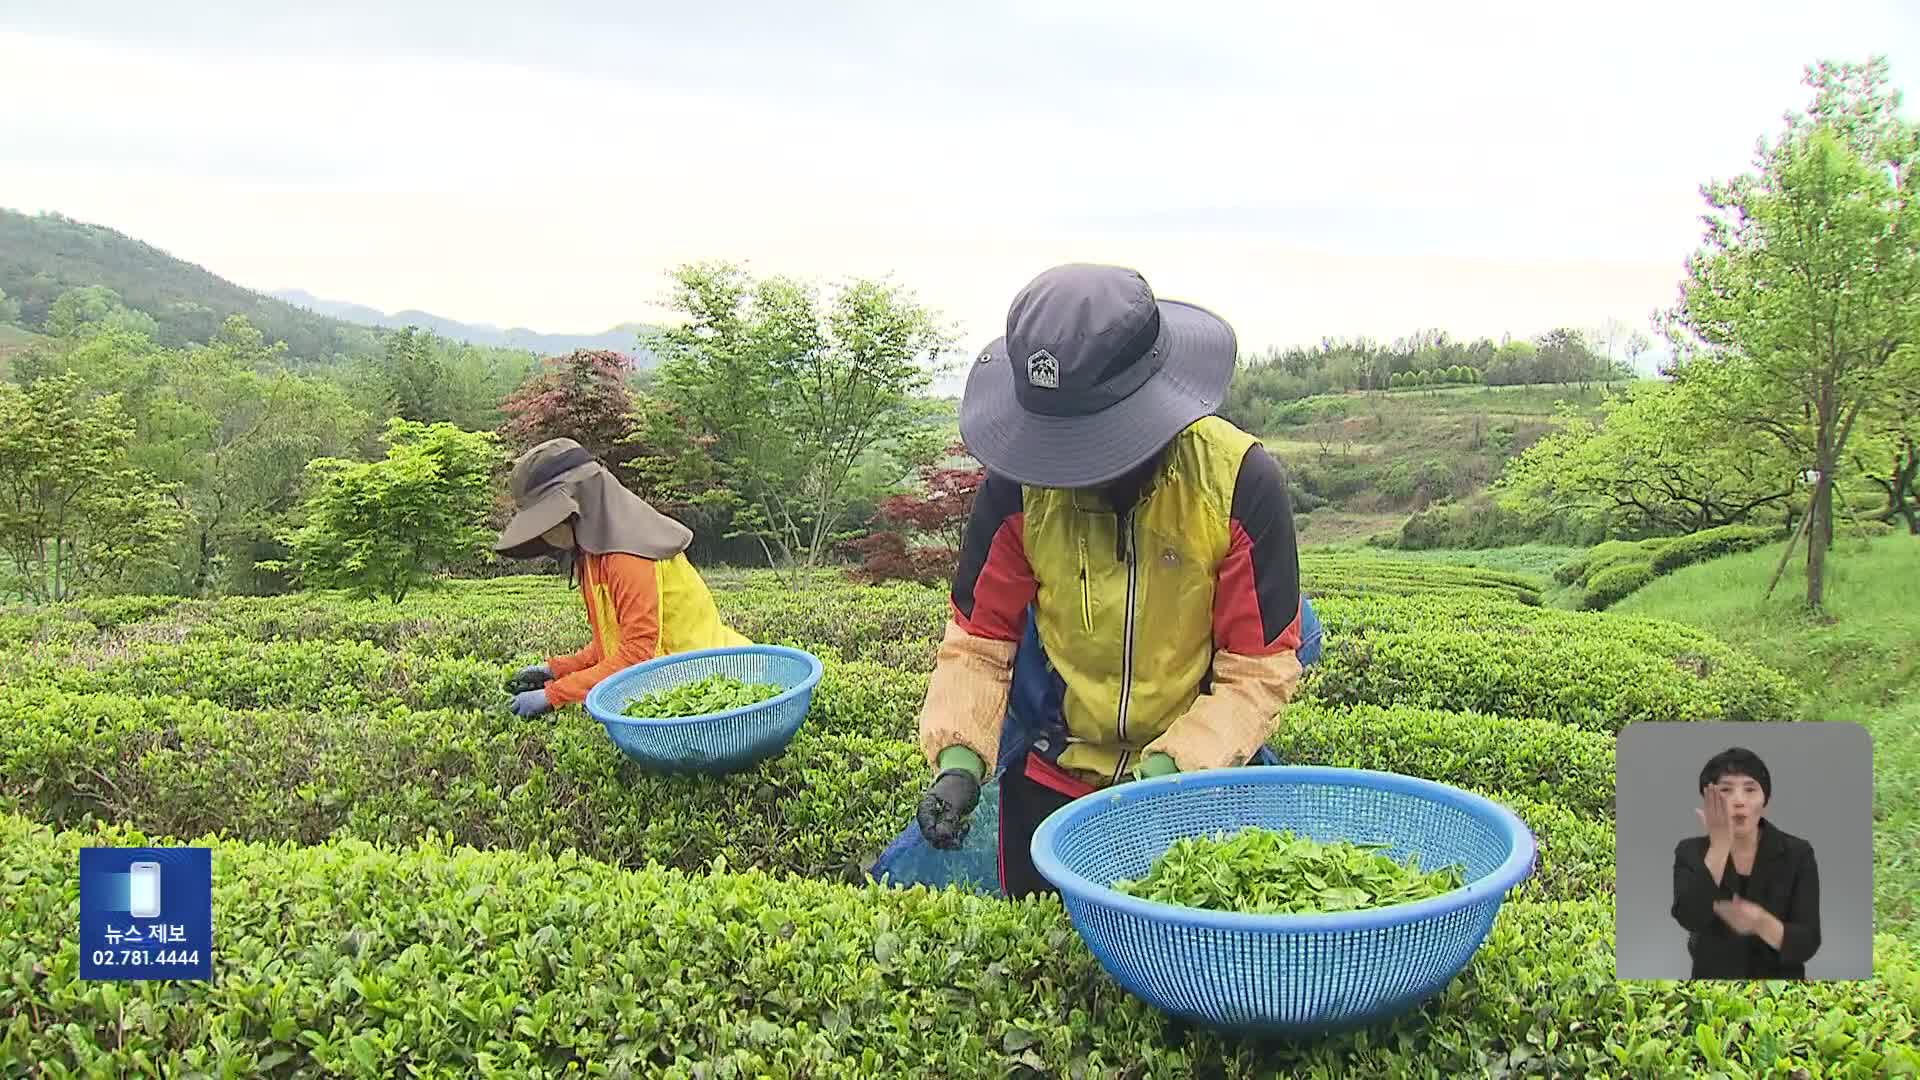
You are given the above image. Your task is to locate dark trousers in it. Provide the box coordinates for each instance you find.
[997,752,1097,899]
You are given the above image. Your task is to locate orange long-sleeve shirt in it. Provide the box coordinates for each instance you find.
[543,552,664,707]
[542,550,749,707]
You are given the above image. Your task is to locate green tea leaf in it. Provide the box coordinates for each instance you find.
[1113,827,1465,915]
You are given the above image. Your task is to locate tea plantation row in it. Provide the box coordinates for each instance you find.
[2,564,1912,1078]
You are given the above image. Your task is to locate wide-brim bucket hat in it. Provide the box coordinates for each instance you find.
[958,263,1237,489]
[495,438,692,561]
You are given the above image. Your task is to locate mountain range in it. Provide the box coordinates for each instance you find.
[269,288,660,362]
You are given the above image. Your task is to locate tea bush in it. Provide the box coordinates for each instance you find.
[0,688,1613,903]
[4,814,1916,1078]
[0,562,1876,1075]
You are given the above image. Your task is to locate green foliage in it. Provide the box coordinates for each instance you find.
[1272,702,1615,814]
[5,813,1917,1077]
[1114,828,1465,914]
[0,373,185,601]
[1395,494,1605,551]
[1304,593,1799,730]
[1649,523,1783,574]
[1497,381,1798,536]
[0,285,19,325]
[622,674,785,719]
[1667,58,1920,609]
[1581,563,1655,610]
[645,262,955,568]
[0,209,377,360]
[275,419,499,603]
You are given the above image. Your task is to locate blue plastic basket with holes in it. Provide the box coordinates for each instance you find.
[582,645,824,774]
[1030,765,1535,1038]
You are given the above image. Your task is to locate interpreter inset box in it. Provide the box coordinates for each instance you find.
[1614,721,1872,981]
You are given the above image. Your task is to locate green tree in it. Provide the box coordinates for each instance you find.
[0,374,185,601]
[1849,346,1920,533]
[1495,381,1800,536]
[0,287,20,325]
[274,419,499,603]
[167,327,371,594]
[43,285,161,340]
[1667,57,1920,609]
[645,262,954,568]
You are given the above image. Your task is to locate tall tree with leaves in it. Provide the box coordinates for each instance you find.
[1495,380,1798,535]
[0,374,184,601]
[645,262,954,568]
[274,419,499,603]
[498,349,639,465]
[1666,57,1920,609]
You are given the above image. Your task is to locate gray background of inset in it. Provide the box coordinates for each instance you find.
[1615,721,1874,980]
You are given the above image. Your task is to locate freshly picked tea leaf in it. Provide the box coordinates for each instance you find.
[1113,827,1465,915]
[622,674,785,719]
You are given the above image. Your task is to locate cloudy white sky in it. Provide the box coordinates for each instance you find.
[3,1,1917,365]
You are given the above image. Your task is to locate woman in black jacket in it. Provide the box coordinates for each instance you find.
[1671,747,1821,979]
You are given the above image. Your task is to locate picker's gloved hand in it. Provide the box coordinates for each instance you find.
[1135,752,1179,780]
[509,689,553,718]
[505,663,554,694]
[917,748,984,849]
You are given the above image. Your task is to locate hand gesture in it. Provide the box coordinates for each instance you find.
[1713,896,1768,936]
[1695,785,1732,848]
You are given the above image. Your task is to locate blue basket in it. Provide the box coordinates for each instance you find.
[1030,766,1536,1038]
[582,645,823,774]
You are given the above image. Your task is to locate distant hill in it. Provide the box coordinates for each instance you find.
[0,208,379,363]
[270,288,660,365]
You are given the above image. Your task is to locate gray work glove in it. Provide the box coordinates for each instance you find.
[505,663,553,694]
[916,769,982,850]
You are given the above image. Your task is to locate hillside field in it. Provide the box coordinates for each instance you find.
[3,549,1915,1076]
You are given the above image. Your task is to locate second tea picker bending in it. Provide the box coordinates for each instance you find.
[494,437,749,716]
[914,263,1309,899]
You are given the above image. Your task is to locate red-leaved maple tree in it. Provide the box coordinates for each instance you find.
[498,350,638,467]
[845,442,983,583]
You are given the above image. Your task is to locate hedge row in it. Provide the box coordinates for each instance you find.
[1304,594,1799,729]
[1270,702,1616,815]
[11,593,1798,736]
[0,688,1614,905]
[5,814,1916,1078]
[1581,563,1657,611]
[6,553,1552,675]
[0,688,917,883]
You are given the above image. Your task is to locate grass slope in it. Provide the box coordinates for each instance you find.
[1614,533,1920,933]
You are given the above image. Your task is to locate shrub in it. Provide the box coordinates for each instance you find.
[273,419,500,603]
[0,688,1608,902]
[1647,523,1783,575]
[1272,702,1615,814]
[0,687,921,882]
[1582,563,1655,610]
[1304,594,1799,730]
[5,813,1917,1077]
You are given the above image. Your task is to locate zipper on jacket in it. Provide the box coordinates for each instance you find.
[1116,509,1139,751]
[1078,538,1092,631]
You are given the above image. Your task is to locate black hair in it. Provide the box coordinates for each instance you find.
[1699,747,1772,804]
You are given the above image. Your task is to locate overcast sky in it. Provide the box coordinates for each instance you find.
[3,1,1917,363]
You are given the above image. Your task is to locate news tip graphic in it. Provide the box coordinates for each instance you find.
[79,847,212,981]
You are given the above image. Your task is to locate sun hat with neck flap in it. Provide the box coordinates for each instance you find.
[958,263,1239,490]
[493,437,693,561]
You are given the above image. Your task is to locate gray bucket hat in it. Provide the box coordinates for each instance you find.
[494,438,693,561]
[958,263,1237,489]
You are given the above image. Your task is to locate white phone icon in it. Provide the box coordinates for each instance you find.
[128,862,162,919]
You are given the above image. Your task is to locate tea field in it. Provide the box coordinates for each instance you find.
[2,552,1916,1077]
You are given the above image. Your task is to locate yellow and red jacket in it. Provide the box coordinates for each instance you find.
[918,416,1305,788]
[543,550,750,707]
